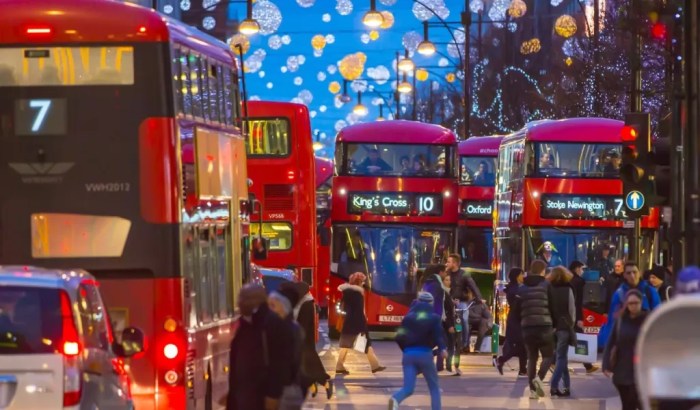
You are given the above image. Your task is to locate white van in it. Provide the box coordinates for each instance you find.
[0,266,145,409]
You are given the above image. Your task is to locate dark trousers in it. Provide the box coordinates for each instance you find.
[436,325,454,371]
[614,383,641,410]
[498,339,527,372]
[469,318,489,352]
[524,330,554,391]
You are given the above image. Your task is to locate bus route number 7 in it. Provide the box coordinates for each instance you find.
[28,99,52,133]
[613,198,624,217]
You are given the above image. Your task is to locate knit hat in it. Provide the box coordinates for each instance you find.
[676,266,700,295]
[417,291,434,304]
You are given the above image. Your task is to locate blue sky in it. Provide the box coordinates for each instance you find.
[236,0,468,158]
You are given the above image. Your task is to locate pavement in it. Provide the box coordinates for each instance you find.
[303,321,621,410]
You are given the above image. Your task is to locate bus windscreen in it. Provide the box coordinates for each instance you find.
[343,143,454,178]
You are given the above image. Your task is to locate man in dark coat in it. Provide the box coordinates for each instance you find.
[227,284,297,410]
[513,259,556,399]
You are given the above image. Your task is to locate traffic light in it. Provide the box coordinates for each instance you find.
[620,112,651,217]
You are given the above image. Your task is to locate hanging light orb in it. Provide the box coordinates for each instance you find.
[353,102,368,116]
[415,68,429,82]
[311,34,326,50]
[228,34,250,54]
[328,81,341,94]
[398,80,412,94]
[338,52,367,81]
[397,57,414,73]
[362,9,384,28]
[508,0,527,18]
[417,40,436,56]
[445,72,456,83]
[554,15,577,38]
[380,11,394,29]
[369,30,380,41]
[239,18,260,35]
[519,38,541,54]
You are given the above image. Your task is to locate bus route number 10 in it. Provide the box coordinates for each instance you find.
[417,196,435,213]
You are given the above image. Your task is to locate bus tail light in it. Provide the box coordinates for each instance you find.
[163,343,179,360]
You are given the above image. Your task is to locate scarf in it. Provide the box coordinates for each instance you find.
[269,291,292,317]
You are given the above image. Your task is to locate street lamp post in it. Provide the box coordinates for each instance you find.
[461,2,471,139]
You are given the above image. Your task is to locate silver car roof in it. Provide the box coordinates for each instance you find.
[0,265,94,292]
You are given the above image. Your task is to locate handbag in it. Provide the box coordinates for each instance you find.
[353,333,368,353]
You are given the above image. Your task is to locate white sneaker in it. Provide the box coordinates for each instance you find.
[529,390,539,400]
[533,378,546,398]
[388,397,399,410]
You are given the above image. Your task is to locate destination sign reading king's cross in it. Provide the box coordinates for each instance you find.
[348,192,443,216]
[461,200,493,220]
[540,195,627,220]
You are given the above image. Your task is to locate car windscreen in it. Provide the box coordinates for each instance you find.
[0,286,62,354]
[262,276,289,294]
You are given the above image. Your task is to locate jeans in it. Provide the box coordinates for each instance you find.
[392,348,441,410]
[452,330,463,369]
[524,330,554,391]
[550,330,571,391]
[437,325,454,371]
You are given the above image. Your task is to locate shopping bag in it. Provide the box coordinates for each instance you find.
[353,333,368,353]
[568,332,597,363]
[335,315,345,334]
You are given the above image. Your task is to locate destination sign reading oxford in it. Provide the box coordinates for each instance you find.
[540,195,627,220]
[348,192,443,216]
[461,200,493,220]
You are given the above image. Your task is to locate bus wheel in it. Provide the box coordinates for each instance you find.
[205,365,213,410]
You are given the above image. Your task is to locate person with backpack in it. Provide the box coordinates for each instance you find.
[607,262,661,319]
[389,292,446,410]
[644,265,673,302]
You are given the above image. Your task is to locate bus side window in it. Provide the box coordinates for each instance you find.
[214,64,225,124]
[172,47,185,116]
[200,58,211,123]
[180,50,193,117]
[189,54,203,119]
[223,69,233,126]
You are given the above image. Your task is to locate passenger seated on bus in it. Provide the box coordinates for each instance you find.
[409,155,427,175]
[603,152,621,176]
[399,155,411,174]
[539,152,554,170]
[347,159,357,173]
[0,65,17,86]
[473,161,495,186]
[434,154,446,176]
[460,164,473,183]
[356,148,392,174]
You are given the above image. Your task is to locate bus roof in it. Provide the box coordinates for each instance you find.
[247,100,310,119]
[0,0,236,65]
[336,120,457,144]
[504,118,624,144]
[315,157,333,188]
[458,136,503,157]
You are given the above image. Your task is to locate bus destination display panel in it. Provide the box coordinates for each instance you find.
[540,194,627,220]
[348,192,443,216]
[461,200,493,220]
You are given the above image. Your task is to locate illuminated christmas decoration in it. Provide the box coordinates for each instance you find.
[328,81,341,94]
[565,57,573,66]
[338,52,367,81]
[380,11,394,29]
[252,0,282,35]
[508,0,527,18]
[369,30,380,41]
[228,34,250,54]
[416,68,429,82]
[445,73,456,83]
[311,34,326,50]
[554,15,577,38]
[519,38,541,55]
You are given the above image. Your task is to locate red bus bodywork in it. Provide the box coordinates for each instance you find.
[246,101,317,289]
[330,121,458,334]
[494,118,660,335]
[315,157,333,309]
[0,2,248,409]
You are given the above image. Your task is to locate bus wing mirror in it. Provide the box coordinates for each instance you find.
[114,327,145,358]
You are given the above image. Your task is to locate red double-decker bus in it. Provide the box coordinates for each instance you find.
[329,121,459,335]
[457,136,503,298]
[245,101,317,288]
[493,118,659,335]
[315,156,333,312]
[0,1,250,408]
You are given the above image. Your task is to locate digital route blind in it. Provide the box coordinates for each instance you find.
[14,98,67,136]
[461,200,493,220]
[540,194,627,220]
[348,192,443,216]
